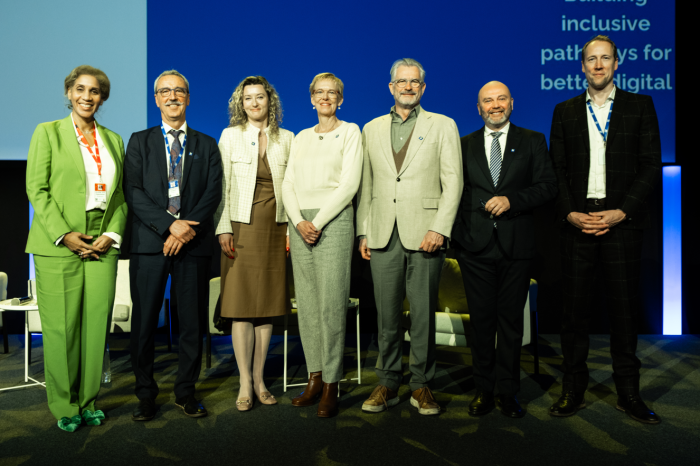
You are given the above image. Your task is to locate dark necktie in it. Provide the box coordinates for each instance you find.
[490,131,503,187]
[167,129,183,215]
[489,131,503,229]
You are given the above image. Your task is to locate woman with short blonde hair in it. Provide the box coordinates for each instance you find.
[282,72,363,418]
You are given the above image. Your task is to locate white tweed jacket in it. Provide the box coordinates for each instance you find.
[214,123,294,234]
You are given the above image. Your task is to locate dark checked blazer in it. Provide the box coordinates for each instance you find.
[452,124,558,259]
[123,126,222,256]
[549,87,661,230]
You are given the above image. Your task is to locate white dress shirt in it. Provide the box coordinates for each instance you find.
[484,122,510,169]
[162,121,188,218]
[586,86,616,199]
[56,115,121,247]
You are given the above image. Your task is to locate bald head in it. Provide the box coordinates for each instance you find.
[478,81,511,103]
[477,81,514,130]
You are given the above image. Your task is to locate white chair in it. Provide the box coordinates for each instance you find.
[26,259,172,363]
[401,258,540,375]
[1,271,8,353]
[205,277,363,390]
[282,298,361,392]
[205,277,226,369]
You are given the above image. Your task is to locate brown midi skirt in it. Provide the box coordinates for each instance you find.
[220,152,289,318]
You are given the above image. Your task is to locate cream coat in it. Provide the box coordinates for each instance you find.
[214,124,294,234]
[356,109,463,251]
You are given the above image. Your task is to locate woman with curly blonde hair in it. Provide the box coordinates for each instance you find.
[214,76,294,411]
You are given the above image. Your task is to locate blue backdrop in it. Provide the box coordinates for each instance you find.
[146,0,675,160]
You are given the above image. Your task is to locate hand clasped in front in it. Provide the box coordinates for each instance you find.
[297,221,321,245]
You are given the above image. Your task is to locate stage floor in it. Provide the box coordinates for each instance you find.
[1,333,698,465]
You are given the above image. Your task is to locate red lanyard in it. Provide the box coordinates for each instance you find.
[75,122,102,177]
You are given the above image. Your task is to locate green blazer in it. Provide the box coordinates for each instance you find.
[25,115,127,257]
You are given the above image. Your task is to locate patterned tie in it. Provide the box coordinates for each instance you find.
[490,131,503,187]
[167,129,183,215]
[489,131,503,229]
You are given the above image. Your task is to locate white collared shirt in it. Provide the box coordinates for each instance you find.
[586,86,616,199]
[484,122,510,169]
[162,120,187,218]
[55,115,120,247]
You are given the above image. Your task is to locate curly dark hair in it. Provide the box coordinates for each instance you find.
[228,76,283,141]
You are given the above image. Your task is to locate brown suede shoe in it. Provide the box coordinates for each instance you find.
[317,382,339,418]
[361,385,399,413]
[410,387,440,415]
[291,371,323,407]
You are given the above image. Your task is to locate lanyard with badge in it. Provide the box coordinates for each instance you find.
[161,124,187,198]
[75,122,108,203]
[587,100,613,166]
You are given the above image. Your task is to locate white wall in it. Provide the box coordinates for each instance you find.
[0,0,147,160]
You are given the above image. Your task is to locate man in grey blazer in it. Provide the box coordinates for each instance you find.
[357,58,463,415]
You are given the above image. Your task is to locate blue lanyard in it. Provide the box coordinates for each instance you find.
[586,100,614,145]
[161,125,187,176]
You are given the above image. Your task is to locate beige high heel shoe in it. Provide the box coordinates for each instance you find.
[255,390,278,405]
[236,397,253,412]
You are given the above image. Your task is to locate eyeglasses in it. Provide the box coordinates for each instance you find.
[156,87,188,98]
[393,79,423,89]
[312,89,339,99]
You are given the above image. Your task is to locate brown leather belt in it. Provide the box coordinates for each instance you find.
[586,198,606,206]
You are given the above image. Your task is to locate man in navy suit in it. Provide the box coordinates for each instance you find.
[452,81,557,418]
[124,70,222,421]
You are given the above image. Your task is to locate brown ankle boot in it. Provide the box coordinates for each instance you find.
[317,382,339,418]
[291,371,323,407]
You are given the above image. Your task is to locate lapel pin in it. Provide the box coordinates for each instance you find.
[336,134,339,138]
[511,149,514,152]
[189,152,193,155]
[419,136,424,140]
[252,142,256,145]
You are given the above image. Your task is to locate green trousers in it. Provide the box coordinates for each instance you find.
[34,210,117,420]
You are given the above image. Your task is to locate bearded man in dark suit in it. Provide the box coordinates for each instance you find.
[453,81,557,418]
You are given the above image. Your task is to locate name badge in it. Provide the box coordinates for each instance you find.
[94,183,107,203]
[168,180,181,198]
[598,147,606,166]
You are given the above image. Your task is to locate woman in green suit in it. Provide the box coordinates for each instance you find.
[25,65,127,432]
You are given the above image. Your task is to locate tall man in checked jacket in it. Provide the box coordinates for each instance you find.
[548,36,661,424]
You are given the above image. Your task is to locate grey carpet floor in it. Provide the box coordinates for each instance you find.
[1,333,698,466]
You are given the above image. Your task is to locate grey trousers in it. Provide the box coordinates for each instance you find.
[370,224,444,391]
[289,206,354,383]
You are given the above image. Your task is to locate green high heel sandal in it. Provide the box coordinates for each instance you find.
[81,410,106,426]
[57,415,82,432]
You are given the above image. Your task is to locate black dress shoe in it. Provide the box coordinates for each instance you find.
[469,390,495,416]
[497,395,526,418]
[132,398,156,421]
[549,391,585,417]
[616,394,660,424]
[175,395,208,418]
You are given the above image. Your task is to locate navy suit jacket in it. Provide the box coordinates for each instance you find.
[123,125,222,256]
[452,123,558,259]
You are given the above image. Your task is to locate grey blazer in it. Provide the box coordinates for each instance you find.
[356,108,463,251]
